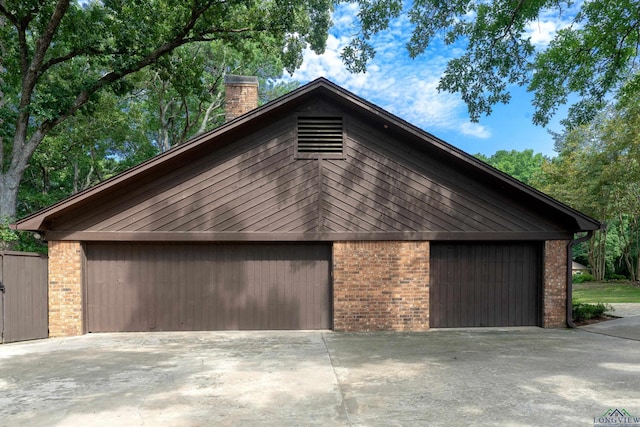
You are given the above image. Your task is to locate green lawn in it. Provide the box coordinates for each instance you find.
[573,281,640,303]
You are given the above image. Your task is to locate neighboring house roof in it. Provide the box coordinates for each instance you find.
[572,261,590,271]
[14,77,601,240]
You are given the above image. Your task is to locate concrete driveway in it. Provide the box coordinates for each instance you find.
[579,303,640,341]
[1,327,640,427]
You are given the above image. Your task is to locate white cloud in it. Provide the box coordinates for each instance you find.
[526,20,561,46]
[524,3,581,47]
[459,122,491,139]
[380,77,460,129]
[291,35,350,82]
[290,3,494,141]
[331,2,359,31]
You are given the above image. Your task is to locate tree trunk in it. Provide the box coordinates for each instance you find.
[159,97,172,152]
[73,162,79,194]
[588,230,607,281]
[631,218,639,282]
[197,94,224,135]
[1,123,47,221]
[0,172,22,220]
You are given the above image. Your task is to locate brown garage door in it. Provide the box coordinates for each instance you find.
[430,242,542,328]
[86,242,331,332]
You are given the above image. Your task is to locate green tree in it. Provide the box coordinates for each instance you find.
[16,38,300,248]
[136,41,298,152]
[17,92,153,218]
[535,90,640,280]
[534,117,609,280]
[475,149,547,186]
[0,0,332,219]
[596,94,640,280]
[343,0,640,128]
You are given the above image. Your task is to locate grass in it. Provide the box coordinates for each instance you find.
[573,281,640,303]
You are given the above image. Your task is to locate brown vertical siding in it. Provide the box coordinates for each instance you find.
[430,242,542,328]
[85,242,331,332]
[1,252,48,343]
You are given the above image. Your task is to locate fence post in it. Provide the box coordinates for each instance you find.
[0,253,4,344]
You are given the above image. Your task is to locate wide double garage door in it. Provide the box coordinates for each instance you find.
[430,242,542,328]
[86,242,332,332]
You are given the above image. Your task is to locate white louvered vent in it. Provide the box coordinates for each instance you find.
[297,116,343,155]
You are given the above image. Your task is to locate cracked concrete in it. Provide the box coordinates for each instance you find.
[1,328,640,426]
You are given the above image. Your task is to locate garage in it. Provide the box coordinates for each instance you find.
[430,242,542,328]
[85,242,332,332]
[15,78,601,336]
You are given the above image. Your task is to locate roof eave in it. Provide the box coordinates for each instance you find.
[13,80,334,232]
[329,95,603,233]
[13,77,602,235]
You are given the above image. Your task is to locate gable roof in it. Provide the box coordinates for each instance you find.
[14,77,601,237]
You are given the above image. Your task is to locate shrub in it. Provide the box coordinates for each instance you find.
[0,220,18,250]
[573,273,594,283]
[0,221,47,254]
[608,274,627,281]
[572,302,611,323]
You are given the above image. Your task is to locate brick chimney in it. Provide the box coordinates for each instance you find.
[224,75,259,122]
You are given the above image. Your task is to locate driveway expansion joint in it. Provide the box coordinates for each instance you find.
[321,332,352,426]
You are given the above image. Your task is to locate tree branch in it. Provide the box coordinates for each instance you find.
[42,25,256,138]
[21,0,70,109]
[492,0,526,44]
[0,1,19,27]
[198,95,223,135]
[39,46,114,75]
[0,10,6,169]
[12,0,70,176]
[24,1,260,174]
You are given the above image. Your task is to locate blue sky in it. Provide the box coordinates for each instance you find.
[288,3,577,158]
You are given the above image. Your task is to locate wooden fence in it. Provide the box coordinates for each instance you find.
[0,251,48,343]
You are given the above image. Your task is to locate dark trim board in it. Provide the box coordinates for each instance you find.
[45,230,574,242]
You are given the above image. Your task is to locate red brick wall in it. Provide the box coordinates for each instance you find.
[224,76,258,122]
[48,241,84,337]
[543,240,569,328]
[333,241,430,331]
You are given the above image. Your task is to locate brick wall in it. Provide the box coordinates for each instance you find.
[48,241,84,337]
[333,241,430,332]
[543,240,568,328]
[224,75,258,122]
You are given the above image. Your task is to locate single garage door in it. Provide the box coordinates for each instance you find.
[86,242,331,332]
[430,242,542,328]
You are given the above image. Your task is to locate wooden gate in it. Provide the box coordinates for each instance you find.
[0,252,48,343]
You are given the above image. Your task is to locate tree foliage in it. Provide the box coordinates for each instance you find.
[17,70,298,223]
[0,0,332,219]
[534,88,640,280]
[17,91,153,218]
[343,0,640,128]
[475,149,547,186]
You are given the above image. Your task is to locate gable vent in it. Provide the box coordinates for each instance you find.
[297,116,344,155]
